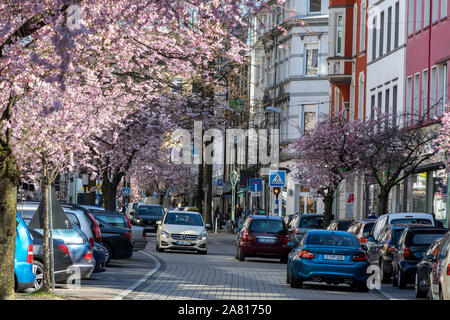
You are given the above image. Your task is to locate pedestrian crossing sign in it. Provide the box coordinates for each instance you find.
[269,170,286,187]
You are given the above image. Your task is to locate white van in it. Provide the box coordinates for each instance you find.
[371,212,436,241]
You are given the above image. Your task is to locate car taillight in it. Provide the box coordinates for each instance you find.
[403,247,410,258]
[85,250,92,261]
[87,212,102,240]
[283,233,291,244]
[299,250,314,259]
[353,253,367,262]
[125,232,132,241]
[447,264,450,276]
[58,244,70,257]
[242,229,249,241]
[358,237,368,243]
[26,244,33,263]
[89,237,95,248]
[142,230,146,238]
[294,228,299,235]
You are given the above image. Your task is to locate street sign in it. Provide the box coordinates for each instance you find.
[122,187,130,196]
[251,192,260,197]
[269,170,286,187]
[249,178,263,192]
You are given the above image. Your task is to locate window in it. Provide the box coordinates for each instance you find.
[406,76,412,123]
[335,88,341,112]
[393,85,398,123]
[387,7,392,52]
[385,89,390,114]
[377,91,383,116]
[358,73,365,119]
[412,172,428,213]
[305,45,319,75]
[310,0,321,13]
[416,0,422,32]
[353,4,358,55]
[408,0,414,35]
[433,0,439,22]
[304,112,317,134]
[360,1,366,52]
[395,2,400,48]
[422,69,428,118]
[414,73,420,117]
[424,0,430,27]
[371,94,376,119]
[438,62,448,115]
[380,11,384,56]
[336,14,344,55]
[431,66,437,113]
[372,17,377,60]
[441,0,448,19]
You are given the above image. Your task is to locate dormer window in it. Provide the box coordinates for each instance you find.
[310,0,321,13]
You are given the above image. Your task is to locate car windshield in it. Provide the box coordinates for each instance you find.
[95,214,127,228]
[306,233,359,247]
[409,232,446,246]
[249,219,285,234]
[338,221,352,231]
[390,218,432,225]
[136,206,164,216]
[164,212,204,226]
[299,216,323,228]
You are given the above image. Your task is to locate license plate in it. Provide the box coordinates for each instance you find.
[176,240,191,245]
[258,237,276,244]
[324,254,345,261]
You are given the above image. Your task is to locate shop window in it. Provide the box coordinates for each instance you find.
[412,172,427,213]
[432,170,447,221]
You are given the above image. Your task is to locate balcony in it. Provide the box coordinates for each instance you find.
[327,57,353,85]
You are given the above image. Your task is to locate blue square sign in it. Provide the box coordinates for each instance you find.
[249,179,263,192]
[269,170,286,187]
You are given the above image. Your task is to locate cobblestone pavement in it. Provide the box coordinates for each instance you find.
[125,233,420,300]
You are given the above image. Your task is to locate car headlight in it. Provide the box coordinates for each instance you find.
[162,230,170,238]
[198,231,207,240]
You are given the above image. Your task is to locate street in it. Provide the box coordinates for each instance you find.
[45,233,420,301]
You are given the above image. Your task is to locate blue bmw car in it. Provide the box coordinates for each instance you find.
[15,212,35,291]
[287,230,370,292]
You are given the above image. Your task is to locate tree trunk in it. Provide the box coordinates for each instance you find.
[41,180,51,293]
[0,171,19,300]
[377,189,390,217]
[101,171,123,211]
[323,194,334,228]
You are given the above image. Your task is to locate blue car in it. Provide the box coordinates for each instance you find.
[93,242,107,273]
[287,230,369,292]
[15,213,35,291]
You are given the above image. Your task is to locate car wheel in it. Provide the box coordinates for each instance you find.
[289,267,301,288]
[103,243,112,266]
[397,269,407,289]
[32,261,44,292]
[237,247,245,262]
[439,285,444,301]
[415,273,427,298]
[392,266,398,287]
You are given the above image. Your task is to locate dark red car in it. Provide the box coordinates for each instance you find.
[235,215,294,263]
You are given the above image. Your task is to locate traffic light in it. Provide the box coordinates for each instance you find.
[273,187,280,195]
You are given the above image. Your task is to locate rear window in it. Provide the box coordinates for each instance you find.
[390,218,432,225]
[34,228,85,244]
[391,229,405,243]
[136,206,164,216]
[407,232,446,246]
[249,219,285,234]
[363,223,375,235]
[66,213,80,226]
[306,233,359,247]
[299,216,323,229]
[95,214,127,228]
[338,221,352,231]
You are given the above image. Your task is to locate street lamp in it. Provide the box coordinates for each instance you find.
[230,170,239,225]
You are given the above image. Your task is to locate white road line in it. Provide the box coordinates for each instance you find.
[113,250,161,300]
[375,289,399,300]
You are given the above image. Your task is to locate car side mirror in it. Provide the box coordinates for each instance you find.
[205,224,211,228]
[156,221,161,225]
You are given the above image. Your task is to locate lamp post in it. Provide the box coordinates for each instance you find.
[230,170,239,224]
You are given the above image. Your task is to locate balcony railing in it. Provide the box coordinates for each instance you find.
[327,57,353,85]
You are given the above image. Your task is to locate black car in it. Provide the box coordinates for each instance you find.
[91,211,133,265]
[131,204,164,233]
[392,225,447,289]
[327,220,353,231]
[366,224,407,283]
[415,238,442,298]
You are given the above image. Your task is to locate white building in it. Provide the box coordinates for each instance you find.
[248,0,330,215]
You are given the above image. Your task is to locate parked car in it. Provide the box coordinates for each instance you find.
[288,214,324,245]
[415,238,442,298]
[287,230,369,291]
[175,207,186,211]
[235,215,293,263]
[392,225,447,289]
[156,211,208,254]
[91,212,133,265]
[93,242,107,273]
[132,204,164,233]
[126,202,140,216]
[77,204,106,212]
[131,225,148,251]
[327,220,353,231]
[63,206,95,247]
[366,224,408,282]
[429,230,450,300]
[346,220,376,250]
[14,212,35,292]
[67,204,103,244]
[183,207,200,212]
[283,214,296,226]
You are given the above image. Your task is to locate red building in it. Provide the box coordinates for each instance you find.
[405,0,449,122]
[328,0,368,121]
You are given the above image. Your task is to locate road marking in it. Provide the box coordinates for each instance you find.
[113,250,161,300]
[375,289,399,300]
